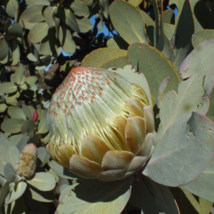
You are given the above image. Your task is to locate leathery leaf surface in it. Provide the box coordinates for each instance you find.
[56,176,133,214]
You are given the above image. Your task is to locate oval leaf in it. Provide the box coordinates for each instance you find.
[144,112,214,187]
[20,5,46,23]
[1,119,24,134]
[110,0,148,44]
[82,47,127,67]
[28,22,49,43]
[56,177,133,214]
[8,107,26,120]
[26,172,56,191]
[5,181,27,205]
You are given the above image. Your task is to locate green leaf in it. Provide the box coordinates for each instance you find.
[8,107,26,120]
[128,42,180,102]
[192,29,214,48]
[107,36,129,50]
[10,39,20,66]
[5,92,20,105]
[4,196,26,214]
[191,0,214,31]
[169,0,184,11]
[14,65,25,85]
[40,29,57,55]
[169,1,194,70]
[28,22,49,43]
[180,40,214,98]
[129,176,179,213]
[25,0,50,6]
[21,120,35,136]
[60,8,80,32]
[76,17,93,33]
[180,187,213,211]
[22,104,33,120]
[48,161,77,180]
[57,177,133,214]
[20,5,46,23]
[98,0,109,19]
[100,55,129,69]
[8,134,26,147]
[110,0,148,44]
[138,9,154,27]
[162,33,174,59]
[37,147,49,167]
[1,119,25,134]
[4,19,12,32]
[164,23,174,42]
[71,0,89,16]
[163,9,174,24]
[27,53,38,62]
[56,178,70,195]
[59,27,76,55]
[25,76,38,86]
[82,47,127,67]
[182,156,214,202]
[26,172,56,191]
[16,135,28,153]
[44,6,57,28]
[5,181,27,205]
[28,134,41,145]
[0,145,10,175]
[152,0,164,51]
[9,146,20,169]
[0,39,9,61]
[0,103,7,113]
[5,23,23,40]
[38,110,49,134]
[58,183,79,201]
[26,186,54,202]
[4,163,20,183]
[0,182,10,211]
[5,0,18,18]
[144,112,214,186]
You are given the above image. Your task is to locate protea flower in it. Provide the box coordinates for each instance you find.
[47,66,155,181]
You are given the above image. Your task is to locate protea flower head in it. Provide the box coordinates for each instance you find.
[47,66,155,181]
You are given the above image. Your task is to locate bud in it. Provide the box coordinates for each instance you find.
[32,110,38,122]
[16,143,37,178]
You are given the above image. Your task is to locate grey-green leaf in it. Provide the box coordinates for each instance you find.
[0,82,17,94]
[21,120,35,137]
[37,147,49,167]
[9,146,20,169]
[26,172,56,191]
[110,0,148,44]
[0,39,9,61]
[38,110,49,134]
[44,6,57,28]
[76,17,92,33]
[4,163,20,183]
[143,112,214,187]
[8,107,26,120]
[5,23,23,40]
[1,119,25,134]
[129,177,179,213]
[57,177,133,214]
[28,22,49,43]
[20,5,46,23]
[5,181,27,205]
[71,0,89,17]
[60,8,80,32]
